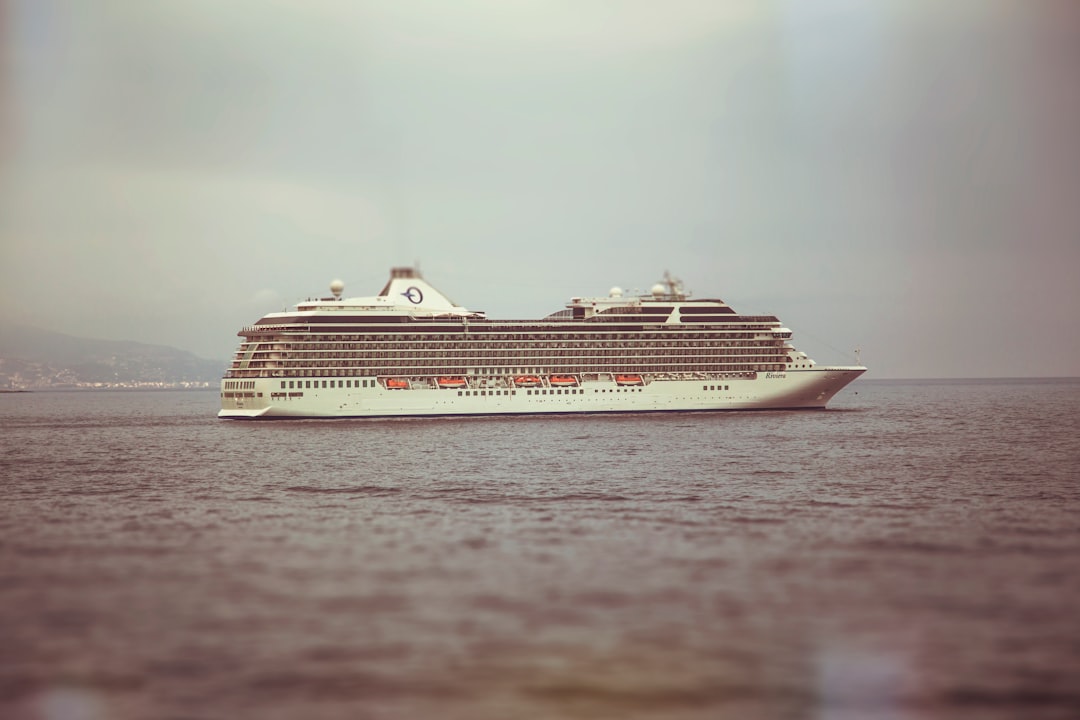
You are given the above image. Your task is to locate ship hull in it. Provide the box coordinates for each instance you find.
[218,367,865,420]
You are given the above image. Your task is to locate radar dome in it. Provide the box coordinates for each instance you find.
[330,279,345,298]
[609,286,623,298]
[651,283,666,297]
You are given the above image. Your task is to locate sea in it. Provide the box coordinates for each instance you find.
[1,379,1078,720]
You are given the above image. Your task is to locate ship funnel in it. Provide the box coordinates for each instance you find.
[378,267,460,310]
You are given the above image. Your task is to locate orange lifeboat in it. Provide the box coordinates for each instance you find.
[615,374,643,386]
[385,378,409,389]
[549,375,579,387]
[437,377,467,389]
[513,376,542,387]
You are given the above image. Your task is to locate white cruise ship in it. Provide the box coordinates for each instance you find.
[219,268,865,419]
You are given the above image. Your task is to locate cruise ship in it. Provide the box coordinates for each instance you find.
[219,268,865,419]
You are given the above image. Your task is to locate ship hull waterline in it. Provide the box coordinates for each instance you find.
[219,368,865,420]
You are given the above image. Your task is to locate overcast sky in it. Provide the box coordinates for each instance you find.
[2,0,1078,378]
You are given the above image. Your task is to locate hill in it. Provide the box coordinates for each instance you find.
[0,324,225,389]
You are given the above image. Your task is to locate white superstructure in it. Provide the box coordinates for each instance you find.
[219,268,865,419]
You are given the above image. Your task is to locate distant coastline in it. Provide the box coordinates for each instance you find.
[2,384,214,392]
[1,322,225,391]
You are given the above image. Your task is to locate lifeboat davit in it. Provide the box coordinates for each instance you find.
[437,377,467,389]
[615,374,644,386]
[513,376,542,387]
[549,375,579,387]
[386,378,409,389]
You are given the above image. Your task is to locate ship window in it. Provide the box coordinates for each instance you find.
[280,381,286,389]
[288,381,294,389]
[457,391,462,396]
[306,381,311,389]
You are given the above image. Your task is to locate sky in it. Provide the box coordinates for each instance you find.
[2,0,1078,378]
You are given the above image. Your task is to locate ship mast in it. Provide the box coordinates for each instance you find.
[662,271,687,301]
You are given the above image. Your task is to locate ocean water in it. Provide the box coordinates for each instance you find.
[1,379,1078,720]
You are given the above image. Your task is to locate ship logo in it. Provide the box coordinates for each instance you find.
[401,286,424,304]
